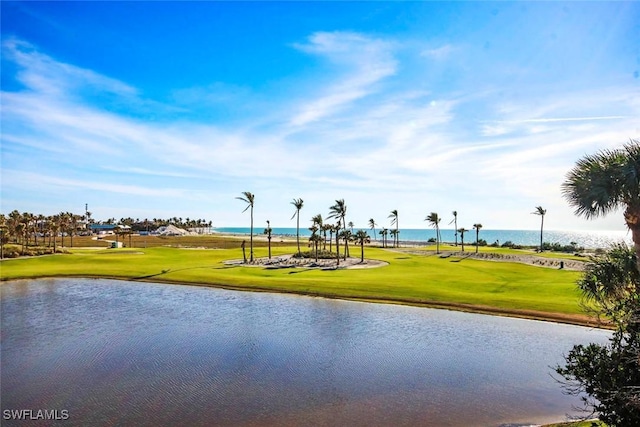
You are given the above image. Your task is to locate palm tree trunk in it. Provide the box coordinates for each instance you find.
[343,219,349,259]
[454,218,458,246]
[335,227,340,266]
[250,207,254,262]
[360,241,364,262]
[296,213,301,256]
[539,215,544,252]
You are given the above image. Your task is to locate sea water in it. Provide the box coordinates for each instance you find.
[213,227,629,249]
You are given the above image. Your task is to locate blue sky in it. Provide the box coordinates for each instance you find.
[1,1,638,231]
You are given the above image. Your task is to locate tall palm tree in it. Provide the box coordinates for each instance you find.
[450,211,458,246]
[388,210,399,248]
[50,215,60,252]
[340,229,353,260]
[263,220,272,260]
[311,214,323,241]
[333,221,341,265]
[311,214,323,259]
[354,230,370,262]
[562,140,640,270]
[473,223,483,254]
[327,224,335,253]
[291,198,304,256]
[69,214,82,248]
[328,199,347,264]
[309,227,322,262]
[458,227,468,252]
[368,218,377,241]
[425,212,442,254]
[390,229,398,248]
[380,227,388,248]
[532,206,547,252]
[61,212,72,248]
[236,191,255,262]
[321,223,330,251]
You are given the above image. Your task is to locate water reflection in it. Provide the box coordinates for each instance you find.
[1,279,610,426]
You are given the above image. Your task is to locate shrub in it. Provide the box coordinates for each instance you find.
[292,250,337,259]
[500,241,522,249]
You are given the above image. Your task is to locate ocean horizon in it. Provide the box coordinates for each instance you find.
[212,227,629,249]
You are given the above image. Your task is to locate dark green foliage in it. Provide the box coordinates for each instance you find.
[543,242,585,253]
[2,245,66,258]
[500,241,523,249]
[555,244,640,426]
[292,250,337,259]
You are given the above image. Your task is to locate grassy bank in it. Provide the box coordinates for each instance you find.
[0,238,598,326]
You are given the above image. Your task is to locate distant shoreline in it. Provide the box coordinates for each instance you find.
[211,227,629,250]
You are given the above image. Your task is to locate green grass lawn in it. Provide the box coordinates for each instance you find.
[0,244,591,324]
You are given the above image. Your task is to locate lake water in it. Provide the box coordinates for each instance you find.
[213,227,629,249]
[1,279,610,427]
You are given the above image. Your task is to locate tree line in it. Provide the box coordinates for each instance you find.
[0,211,212,257]
[236,193,539,264]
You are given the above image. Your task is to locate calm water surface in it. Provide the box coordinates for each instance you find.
[1,279,610,426]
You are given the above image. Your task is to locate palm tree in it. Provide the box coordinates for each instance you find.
[532,206,547,252]
[458,227,468,252]
[327,224,335,253]
[321,223,331,251]
[291,198,304,256]
[340,229,353,260]
[333,221,341,265]
[58,212,69,248]
[263,220,272,259]
[388,210,399,248]
[473,223,483,253]
[308,228,322,262]
[50,215,60,252]
[562,140,640,270]
[311,214,323,259]
[380,227,388,248]
[236,191,255,262]
[311,214,323,236]
[390,229,398,248]
[450,211,458,246]
[425,212,442,254]
[354,230,371,262]
[368,218,377,241]
[69,214,82,248]
[328,199,347,265]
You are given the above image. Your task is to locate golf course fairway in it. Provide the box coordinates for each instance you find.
[0,245,595,326]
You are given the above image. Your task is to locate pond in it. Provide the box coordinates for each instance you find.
[1,279,610,426]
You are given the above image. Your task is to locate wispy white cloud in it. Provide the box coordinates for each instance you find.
[288,32,397,127]
[420,44,456,60]
[3,38,137,98]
